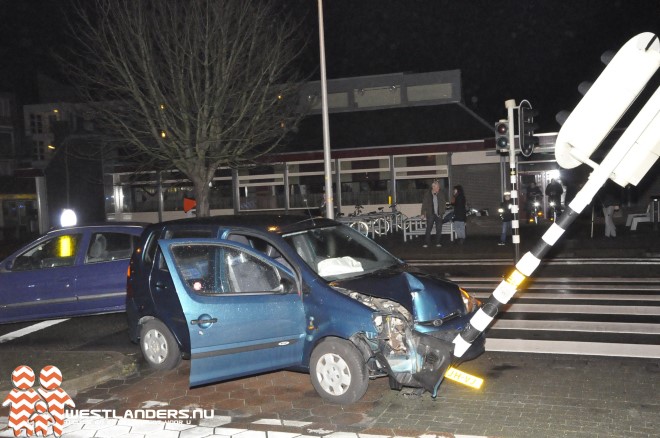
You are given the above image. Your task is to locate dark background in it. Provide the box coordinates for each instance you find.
[1,0,659,135]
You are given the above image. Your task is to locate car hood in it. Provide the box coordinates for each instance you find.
[330,264,464,323]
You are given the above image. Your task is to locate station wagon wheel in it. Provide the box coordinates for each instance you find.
[310,338,368,404]
[140,319,181,371]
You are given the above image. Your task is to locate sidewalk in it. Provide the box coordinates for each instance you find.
[378,216,660,261]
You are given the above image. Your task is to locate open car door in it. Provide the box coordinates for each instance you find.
[158,238,306,387]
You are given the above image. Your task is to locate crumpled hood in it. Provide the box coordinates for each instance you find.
[331,264,464,322]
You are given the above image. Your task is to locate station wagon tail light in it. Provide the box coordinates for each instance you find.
[126,265,133,299]
[460,288,480,313]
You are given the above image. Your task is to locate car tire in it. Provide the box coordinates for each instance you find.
[139,319,181,371]
[309,338,369,404]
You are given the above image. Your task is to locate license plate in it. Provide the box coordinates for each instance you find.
[444,367,484,389]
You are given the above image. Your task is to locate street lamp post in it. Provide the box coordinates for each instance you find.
[317,0,334,219]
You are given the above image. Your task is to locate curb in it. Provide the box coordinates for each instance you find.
[65,351,139,396]
[0,350,138,396]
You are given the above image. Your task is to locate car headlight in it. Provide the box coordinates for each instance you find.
[460,288,480,313]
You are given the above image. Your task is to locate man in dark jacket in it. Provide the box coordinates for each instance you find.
[451,185,467,244]
[421,180,446,247]
[545,179,564,207]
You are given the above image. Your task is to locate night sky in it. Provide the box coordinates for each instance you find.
[2,0,659,133]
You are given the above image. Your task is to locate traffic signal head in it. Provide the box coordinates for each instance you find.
[494,120,509,152]
[520,107,539,157]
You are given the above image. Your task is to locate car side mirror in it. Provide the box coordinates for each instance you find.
[4,260,13,271]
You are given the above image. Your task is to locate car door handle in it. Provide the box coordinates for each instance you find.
[191,318,217,325]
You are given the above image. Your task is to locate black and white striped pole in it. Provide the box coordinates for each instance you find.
[504,99,521,262]
[453,32,660,360]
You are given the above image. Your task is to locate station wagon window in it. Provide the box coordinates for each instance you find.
[85,232,139,264]
[11,234,82,271]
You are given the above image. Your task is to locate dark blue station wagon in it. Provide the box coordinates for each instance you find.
[1,223,145,324]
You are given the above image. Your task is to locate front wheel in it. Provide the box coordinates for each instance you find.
[309,338,369,404]
[140,319,182,371]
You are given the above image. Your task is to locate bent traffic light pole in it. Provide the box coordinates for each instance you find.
[451,32,660,360]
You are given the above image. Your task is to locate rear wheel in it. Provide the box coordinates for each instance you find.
[140,319,181,371]
[310,338,369,404]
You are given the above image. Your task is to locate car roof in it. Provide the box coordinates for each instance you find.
[148,214,339,235]
[46,222,147,235]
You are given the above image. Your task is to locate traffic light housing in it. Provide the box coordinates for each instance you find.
[494,120,509,152]
[520,107,539,157]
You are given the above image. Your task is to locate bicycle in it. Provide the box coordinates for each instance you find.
[389,203,409,232]
[346,205,369,236]
[364,207,390,236]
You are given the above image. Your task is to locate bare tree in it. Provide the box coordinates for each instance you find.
[66,0,308,216]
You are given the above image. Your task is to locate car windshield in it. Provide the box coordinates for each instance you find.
[282,224,400,280]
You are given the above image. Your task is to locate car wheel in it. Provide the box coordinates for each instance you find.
[140,319,181,370]
[310,338,368,404]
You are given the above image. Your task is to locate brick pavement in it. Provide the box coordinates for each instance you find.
[3,351,657,438]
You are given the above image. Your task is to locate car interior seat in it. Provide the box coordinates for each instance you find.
[226,251,277,293]
[87,234,108,262]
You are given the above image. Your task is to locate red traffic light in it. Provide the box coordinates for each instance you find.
[494,121,509,151]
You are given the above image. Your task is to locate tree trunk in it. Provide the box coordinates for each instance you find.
[192,179,211,217]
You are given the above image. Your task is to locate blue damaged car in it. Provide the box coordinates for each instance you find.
[126,215,484,404]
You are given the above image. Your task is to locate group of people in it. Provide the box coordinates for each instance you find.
[420,178,620,248]
[421,180,466,247]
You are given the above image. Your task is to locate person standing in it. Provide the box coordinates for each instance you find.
[600,188,619,238]
[451,185,467,244]
[545,179,564,207]
[499,192,514,245]
[421,180,446,247]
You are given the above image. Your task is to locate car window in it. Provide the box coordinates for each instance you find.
[224,248,285,293]
[283,225,399,280]
[157,228,217,271]
[168,244,293,295]
[85,232,139,264]
[11,233,82,271]
[143,232,160,265]
[227,233,293,272]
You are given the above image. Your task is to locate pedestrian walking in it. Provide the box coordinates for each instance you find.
[451,185,467,244]
[421,180,446,247]
[600,186,620,238]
